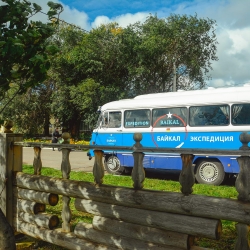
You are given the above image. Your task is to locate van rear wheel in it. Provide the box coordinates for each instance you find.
[195,160,225,186]
[104,155,124,175]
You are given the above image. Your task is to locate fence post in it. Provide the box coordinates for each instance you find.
[234,132,250,250]
[0,124,23,225]
[93,150,104,186]
[0,122,22,249]
[33,147,42,175]
[60,132,72,232]
[179,154,195,195]
[132,133,145,190]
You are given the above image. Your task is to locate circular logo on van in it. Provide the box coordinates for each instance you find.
[150,113,188,148]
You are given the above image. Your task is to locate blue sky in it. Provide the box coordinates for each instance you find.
[2,0,249,88]
[59,0,197,23]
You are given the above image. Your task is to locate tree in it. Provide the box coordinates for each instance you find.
[0,0,63,113]
[0,81,55,136]
[47,23,87,136]
[48,23,129,135]
[123,14,218,95]
[69,78,102,128]
[53,23,129,100]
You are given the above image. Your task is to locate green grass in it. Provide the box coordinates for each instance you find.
[19,165,244,250]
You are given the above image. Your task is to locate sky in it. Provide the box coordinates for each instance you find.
[2,0,250,88]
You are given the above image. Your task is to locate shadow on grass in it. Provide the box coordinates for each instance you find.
[127,169,237,187]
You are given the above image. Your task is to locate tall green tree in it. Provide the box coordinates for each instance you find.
[48,23,86,136]
[0,0,63,114]
[49,23,128,135]
[53,23,128,100]
[123,14,218,95]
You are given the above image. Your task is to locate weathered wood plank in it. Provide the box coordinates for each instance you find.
[17,199,45,215]
[234,223,250,250]
[92,215,194,249]
[14,172,250,224]
[75,199,221,239]
[18,211,59,230]
[15,220,119,250]
[15,187,58,206]
[74,222,184,250]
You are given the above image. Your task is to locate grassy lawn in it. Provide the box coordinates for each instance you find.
[17,165,244,250]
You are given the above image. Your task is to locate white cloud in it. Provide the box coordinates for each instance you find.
[198,1,250,88]
[60,4,90,30]
[91,12,148,28]
[227,28,250,55]
[112,12,148,27]
[209,79,236,88]
[209,25,250,87]
[91,16,111,28]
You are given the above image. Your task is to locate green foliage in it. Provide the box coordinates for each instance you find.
[0,82,54,135]
[124,14,218,94]
[0,0,63,101]
[2,13,218,136]
[48,14,217,131]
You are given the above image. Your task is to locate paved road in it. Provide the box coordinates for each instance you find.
[23,147,95,172]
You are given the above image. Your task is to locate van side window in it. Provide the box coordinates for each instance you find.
[101,111,122,128]
[152,107,187,127]
[189,105,229,126]
[232,104,250,125]
[124,109,150,128]
[109,112,122,128]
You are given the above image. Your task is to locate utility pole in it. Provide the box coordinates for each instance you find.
[173,60,177,92]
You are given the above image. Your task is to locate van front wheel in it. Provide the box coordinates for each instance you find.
[195,160,225,186]
[104,156,124,175]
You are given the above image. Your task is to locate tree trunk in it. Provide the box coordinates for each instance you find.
[43,113,50,136]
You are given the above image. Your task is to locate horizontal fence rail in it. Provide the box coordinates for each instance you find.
[13,141,250,156]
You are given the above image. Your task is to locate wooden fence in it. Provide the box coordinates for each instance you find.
[0,128,250,249]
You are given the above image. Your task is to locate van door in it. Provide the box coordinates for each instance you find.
[100,111,123,147]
